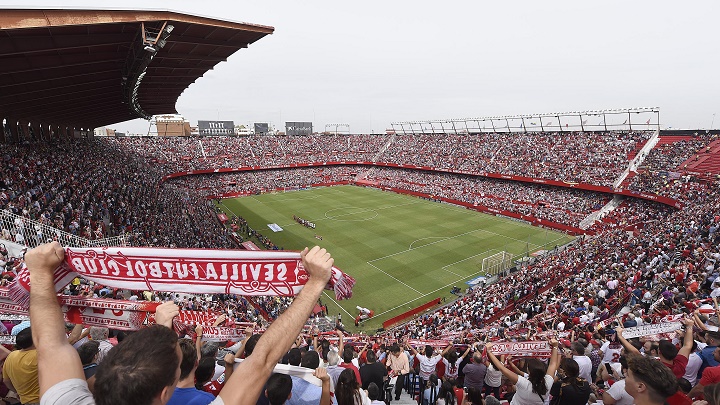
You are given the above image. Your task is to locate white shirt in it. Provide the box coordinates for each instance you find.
[573,355,593,382]
[683,352,702,386]
[605,379,634,405]
[510,374,553,405]
[415,353,443,380]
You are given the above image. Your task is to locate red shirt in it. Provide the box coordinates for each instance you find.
[339,362,362,384]
[202,373,226,397]
[666,391,692,405]
[662,354,688,379]
[699,365,720,386]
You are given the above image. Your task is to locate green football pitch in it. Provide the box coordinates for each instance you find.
[217,185,574,332]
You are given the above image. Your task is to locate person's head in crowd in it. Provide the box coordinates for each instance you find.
[336,368,362,405]
[287,347,302,366]
[525,358,549,396]
[77,340,100,366]
[657,340,679,361]
[243,334,261,356]
[343,346,354,363]
[704,383,720,405]
[571,341,585,356]
[425,345,434,357]
[178,338,198,380]
[439,380,456,405]
[472,351,482,364]
[15,327,33,350]
[558,358,580,382]
[327,350,340,367]
[484,396,500,405]
[93,325,180,405]
[464,386,483,405]
[428,373,439,388]
[676,378,691,395]
[301,350,320,369]
[265,373,292,405]
[366,350,377,364]
[624,354,678,405]
[445,348,458,365]
[642,341,659,357]
[200,341,219,359]
[367,382,380,401]
[89,326,110,342]
[707,331,720,346]
[194,357,216,390]
[390,345,401,357]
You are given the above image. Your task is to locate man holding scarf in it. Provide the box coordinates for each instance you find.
[26,242,334,405]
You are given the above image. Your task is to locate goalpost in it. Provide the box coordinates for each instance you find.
[481,251,513,275]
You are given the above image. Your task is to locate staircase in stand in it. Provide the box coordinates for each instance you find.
[243,296,272,322]
[679,139,720,175]
[355,134,395,181]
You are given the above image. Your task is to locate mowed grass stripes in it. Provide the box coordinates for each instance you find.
[217,185,574,332]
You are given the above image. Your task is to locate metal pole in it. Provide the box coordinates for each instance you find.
[579,114,584,132]
[603,113,608,132]
[628,111,632,132]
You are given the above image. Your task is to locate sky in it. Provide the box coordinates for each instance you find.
[7,1,720,133]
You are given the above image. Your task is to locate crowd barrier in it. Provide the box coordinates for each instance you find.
[382,297,442,329]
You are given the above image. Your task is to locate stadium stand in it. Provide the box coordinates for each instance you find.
[1,9,720,405]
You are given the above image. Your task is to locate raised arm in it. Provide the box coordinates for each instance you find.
[459,344,472,360]
[678,317,696,358]
[546,339,560,377]
[27,242,86,397]
[693,310,709,331]
[195,325,204,361]
[314,367,332,405]
[337,329,345,355]
[614,327,641,356]
[406,343,419,356]
[217,246,333,405]
[485,343,519,385]
[66,323,84,345]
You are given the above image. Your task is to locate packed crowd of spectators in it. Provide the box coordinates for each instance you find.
[107,131,651,187]
[1,131,720,404]
[363,168,610,228]
[0,141,235,249]
[628,133,717,196]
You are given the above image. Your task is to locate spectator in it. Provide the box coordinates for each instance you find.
[624,354,678,405]
[2,326,39,405]
[26,242,334,405]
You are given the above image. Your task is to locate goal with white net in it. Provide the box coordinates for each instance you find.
[481,251,513,275]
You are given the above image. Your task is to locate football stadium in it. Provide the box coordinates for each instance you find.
[0,4,718,405]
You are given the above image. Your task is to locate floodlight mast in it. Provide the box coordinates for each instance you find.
[390,107,660,135]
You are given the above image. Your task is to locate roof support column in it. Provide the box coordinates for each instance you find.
[30,122,42,142]
[0,119,5,144]
[6,119,19,143]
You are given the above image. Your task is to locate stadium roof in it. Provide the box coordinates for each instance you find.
[0,8,273,129]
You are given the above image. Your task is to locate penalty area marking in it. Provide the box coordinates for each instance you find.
[408,237,446,250]
[322,291,355,318]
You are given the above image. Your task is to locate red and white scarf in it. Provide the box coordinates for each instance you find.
[10,246,355,307]
[5,247,355,341]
